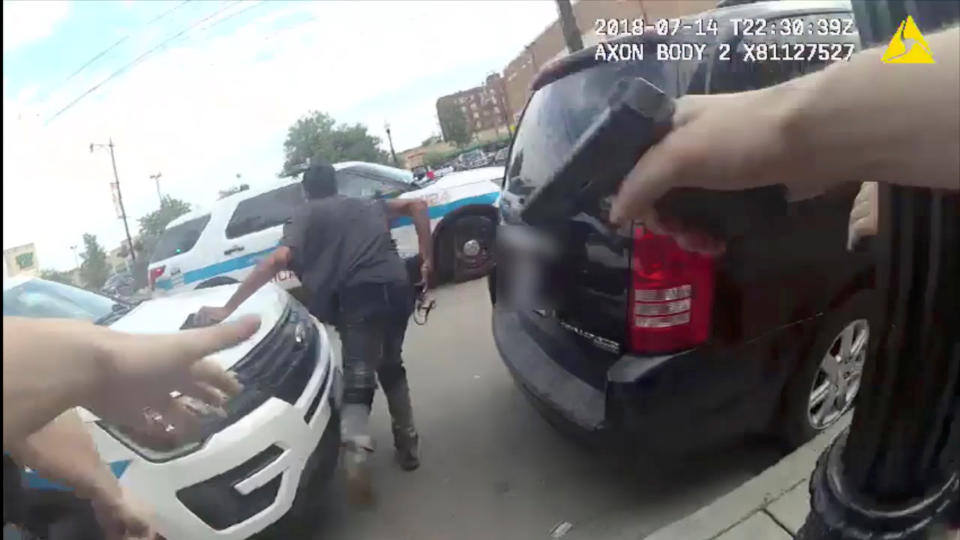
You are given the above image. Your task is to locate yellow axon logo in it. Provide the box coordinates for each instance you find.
[881,15,934,64]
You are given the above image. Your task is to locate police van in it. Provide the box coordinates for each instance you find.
[149,162,503,296]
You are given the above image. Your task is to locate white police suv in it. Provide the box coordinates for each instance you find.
[149,162,504,296]
[3,276,342,539]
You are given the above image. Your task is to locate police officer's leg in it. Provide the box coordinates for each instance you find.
[338,313,385,502]
[377,309,419,470]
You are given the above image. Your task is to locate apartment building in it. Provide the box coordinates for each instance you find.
[501,0,716,122]
[436,72,512,141]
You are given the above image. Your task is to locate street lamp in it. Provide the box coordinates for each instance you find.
[384,122,399,167]
[150,172,163,206]
[90,138,136,262]
[70,245,79,269]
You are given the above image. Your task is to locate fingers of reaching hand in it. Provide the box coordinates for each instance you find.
[183,379,231,408]
[188,359,243,398]
[611,136,689,225]
[152,315,261,367]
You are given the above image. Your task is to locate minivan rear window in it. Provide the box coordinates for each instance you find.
[506,58,672,197]
[151,214,210,262]
[225,183,303,239]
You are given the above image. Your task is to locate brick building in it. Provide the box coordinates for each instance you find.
[436,72,511,141]
[500,0,716,122]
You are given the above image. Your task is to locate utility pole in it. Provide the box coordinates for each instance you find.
[384,123,399,167]
[554,0,583,53]
[70,245,79,269]
[90,139,136,262]
[150,172,163,206]
[797,2,960,538]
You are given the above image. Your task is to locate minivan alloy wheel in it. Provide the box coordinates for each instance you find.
[807,319,869,429]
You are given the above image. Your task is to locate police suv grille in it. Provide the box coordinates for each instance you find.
[232,303,318,404]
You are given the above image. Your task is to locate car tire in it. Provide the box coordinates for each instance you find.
[778,290,879,450]
[439,215,495,283]
[195,276,238,289]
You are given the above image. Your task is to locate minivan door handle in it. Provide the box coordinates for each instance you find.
[224,245,245,256]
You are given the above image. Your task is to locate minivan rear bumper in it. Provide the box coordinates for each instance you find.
[492,306,790,454]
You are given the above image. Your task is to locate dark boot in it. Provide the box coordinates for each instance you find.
[392,423,420,471]
[384,381,419,470]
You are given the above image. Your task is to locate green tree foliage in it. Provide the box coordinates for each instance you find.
[131,196,192,289]
[218,184,250,199]
[40,269,76,286]
[437,102,471,147]
[138,196,192,239]
[421,134,442,147]
[280,111,389,176]
[79,234,110,290]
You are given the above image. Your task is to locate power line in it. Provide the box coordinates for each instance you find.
[55,1,193,89]
[190,0,264,37]
[47,1,242,123]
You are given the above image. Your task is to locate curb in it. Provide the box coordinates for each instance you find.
[641,414,851,540]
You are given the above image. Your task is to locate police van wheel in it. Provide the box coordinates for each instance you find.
[444,215,495,283]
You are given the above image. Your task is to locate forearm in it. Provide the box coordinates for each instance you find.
[778,26,959,190]
[412,204,434,263]
[3,318,105,448]
[8,410,120,503]
[224,258,277,313]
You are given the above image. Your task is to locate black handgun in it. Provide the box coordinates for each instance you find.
[519,77,787,240]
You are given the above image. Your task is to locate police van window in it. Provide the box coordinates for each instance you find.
[351,163,416,186]
[151,214,211,262]
[225,183,304,239]
[336,169,406,199]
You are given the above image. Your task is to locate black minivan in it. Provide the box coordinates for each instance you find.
[490,0,876,454]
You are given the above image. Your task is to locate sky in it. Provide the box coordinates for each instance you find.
[3,0,558,271]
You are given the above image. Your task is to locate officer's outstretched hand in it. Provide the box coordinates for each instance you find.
[83,316,259,438]
[610,92,834,254]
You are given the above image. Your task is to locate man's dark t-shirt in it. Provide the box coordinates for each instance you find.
[281,195,410,321]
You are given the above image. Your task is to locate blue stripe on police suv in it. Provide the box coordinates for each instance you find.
[25,460,131,492]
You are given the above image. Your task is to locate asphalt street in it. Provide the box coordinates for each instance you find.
[308,278,784,540]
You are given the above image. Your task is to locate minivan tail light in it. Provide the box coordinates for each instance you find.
[628,226,714,353]
[149,266,165,290]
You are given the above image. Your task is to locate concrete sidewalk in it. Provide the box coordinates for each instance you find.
[642,416,851,540]
[640,414,959,540]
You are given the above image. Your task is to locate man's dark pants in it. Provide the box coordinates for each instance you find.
[332,282,416,450]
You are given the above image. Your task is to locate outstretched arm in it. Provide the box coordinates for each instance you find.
[611,25,960,228]
[197,247,293,324]
[9,410,155,539]
[3,316,256,448]
[387,198,434,286]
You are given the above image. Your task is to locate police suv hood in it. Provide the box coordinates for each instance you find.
[108,283,288,371]
[414,166,504,193]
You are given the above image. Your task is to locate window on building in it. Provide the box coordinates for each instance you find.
[494,106,500,114]
[473,111,479,119]
[15,252,34,270]
[470,103,477,110]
